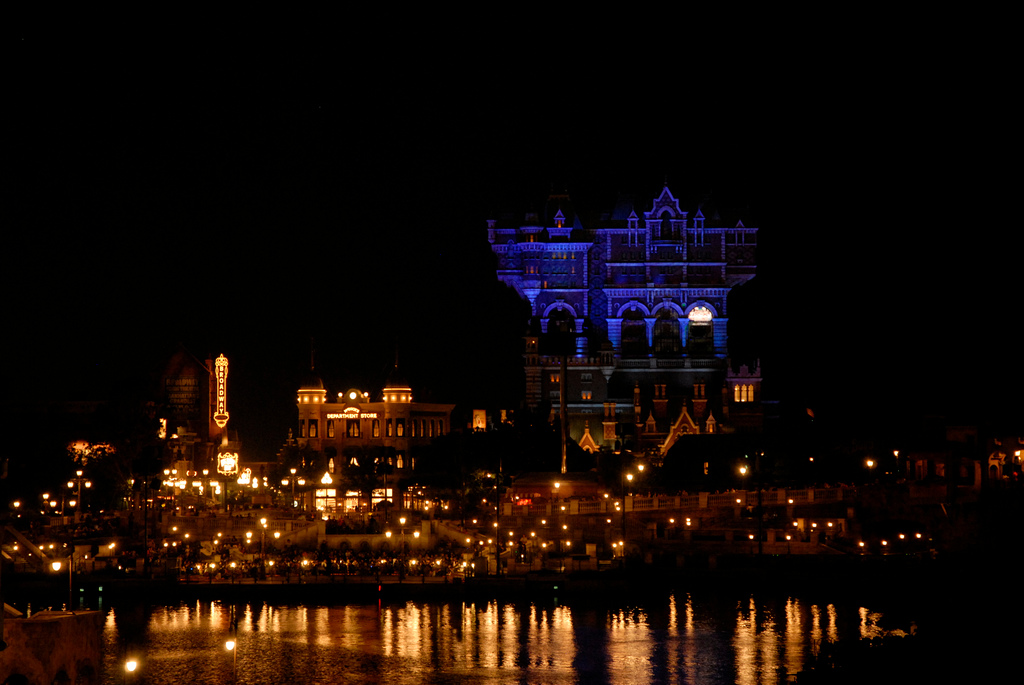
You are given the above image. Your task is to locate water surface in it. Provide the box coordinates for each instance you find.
[99,589,896,684]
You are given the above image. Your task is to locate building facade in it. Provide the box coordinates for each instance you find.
[296,367,454,475]
[490,185,762,459]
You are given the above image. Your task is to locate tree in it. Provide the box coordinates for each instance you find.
[340,445,393,514]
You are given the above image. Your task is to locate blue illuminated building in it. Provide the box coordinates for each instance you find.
[490,185,762,459]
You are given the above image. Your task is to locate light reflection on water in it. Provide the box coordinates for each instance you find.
[101,592,885,684]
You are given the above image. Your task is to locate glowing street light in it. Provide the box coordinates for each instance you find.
[52,558,72,611]
[225,639,237,683]
[125,658,138,683]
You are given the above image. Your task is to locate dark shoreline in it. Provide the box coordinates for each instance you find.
[6,551,1006,608]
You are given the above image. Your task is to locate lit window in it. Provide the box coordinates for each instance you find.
[346,419,360,438]
[372,419,380,438]
[396,419,404,437]
[582,391,592,400]
[386,420,393,437]
[308,420,318,438]
[327,420,335,438]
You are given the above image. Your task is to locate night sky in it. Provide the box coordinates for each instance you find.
[8,32,1019,465]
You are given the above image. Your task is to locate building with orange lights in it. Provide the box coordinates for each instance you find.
[296,366,454,476]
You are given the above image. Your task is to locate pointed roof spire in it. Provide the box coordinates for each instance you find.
[383,347,411,395]
[299,336,325,391]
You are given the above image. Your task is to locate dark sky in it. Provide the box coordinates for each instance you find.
[8,32,1020,461]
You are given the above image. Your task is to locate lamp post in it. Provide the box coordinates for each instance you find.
[740,455,763,557]
[124,657,138,685]
[260,517,268,580]
[67,470,92,523]
[225,639,236,684]
[290,468,297,508]
[399,516,407,582]
[620,471,633,565]
[51,558,72,612]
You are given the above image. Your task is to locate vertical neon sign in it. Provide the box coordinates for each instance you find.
[213,354,230,428]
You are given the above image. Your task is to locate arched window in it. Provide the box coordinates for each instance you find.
[621,308,648,357]
[617,309,646,357]
[653,308,681,355]
[545,308,576,354]
[687,306,714,356]
[660,210,672,240]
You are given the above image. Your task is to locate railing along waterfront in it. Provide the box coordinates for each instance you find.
[504,486,856,517]
[164,514,318,538]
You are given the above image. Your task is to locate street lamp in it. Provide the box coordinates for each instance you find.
[259,517,268,580]
[67,470,92,522]
[620,471,634,566]
[225,640,237,684]
[51,558,72,612]
[399,516,407,581]
[125,658,138,685]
